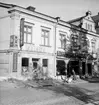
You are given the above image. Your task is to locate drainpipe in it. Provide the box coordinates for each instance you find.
[54,17,60,77]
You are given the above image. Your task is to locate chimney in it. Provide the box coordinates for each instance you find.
[26,6,36,11]
[55,17,60,23]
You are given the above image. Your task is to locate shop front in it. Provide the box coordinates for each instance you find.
[19,51,53,79]
[56,51,69,78]
[15,44,55,79]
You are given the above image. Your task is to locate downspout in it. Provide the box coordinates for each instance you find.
[54,17,60,77]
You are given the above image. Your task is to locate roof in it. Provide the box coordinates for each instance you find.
[92,13,99,22]
[0,2,16,8]
[67,16,85,23]
[0,2,70,26]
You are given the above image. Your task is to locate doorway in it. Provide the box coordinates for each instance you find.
[22,58,29,75]
[69,60,79,75]
[87,63,92,75]
[82,62,86,75]
[32,58,39,69]
[42,59,48,77]
[56,60,66,75]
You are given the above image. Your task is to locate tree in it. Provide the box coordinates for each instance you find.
[65,26,89,59]
[64,26,90,77]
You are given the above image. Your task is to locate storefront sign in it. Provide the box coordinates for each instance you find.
[22,44,46,53]
[57,51,65,57]
[10,35,18,47]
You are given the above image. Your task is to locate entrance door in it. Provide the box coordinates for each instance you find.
[88,63,92,75]
[42,59,48,77]
[69,61,79,75]
[82,62,86,75]
[32,58,39,69]
[56,60,66,75]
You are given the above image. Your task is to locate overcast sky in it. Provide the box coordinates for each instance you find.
[1,0,99,21]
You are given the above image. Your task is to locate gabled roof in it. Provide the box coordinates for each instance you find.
[67,11,92,24]
[92,13,99,22]
[0,2,16,8]
[67,16,85,23]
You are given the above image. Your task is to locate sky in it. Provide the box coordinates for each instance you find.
[1,0,99,21]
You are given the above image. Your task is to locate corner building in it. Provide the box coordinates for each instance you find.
[0,2,70,79]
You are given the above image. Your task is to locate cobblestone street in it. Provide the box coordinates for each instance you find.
[0,78,99,105]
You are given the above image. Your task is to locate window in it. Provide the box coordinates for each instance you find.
[42,59,48,67]
[60,33,66,49]
[85,23,92,31]
[90,25,92,31]
[41,29,50,46]
[88,24,90,30]
[22,58,29,73]
[24,25,32,43]
[88,24,92,31]
[22,58,29,67]
[85,23,87,30]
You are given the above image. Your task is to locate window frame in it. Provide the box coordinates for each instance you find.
[59,33,67,49]
[24,23,33,44]
[41,28,50,47]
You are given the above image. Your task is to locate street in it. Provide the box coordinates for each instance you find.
[0,78,99,105]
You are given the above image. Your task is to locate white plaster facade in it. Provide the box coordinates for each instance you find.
[0,4,71,79]
[0,3,99,79]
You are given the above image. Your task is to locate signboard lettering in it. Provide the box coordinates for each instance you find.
[57,51,65,57]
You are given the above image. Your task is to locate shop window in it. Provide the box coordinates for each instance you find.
[56,60,66,75]
[22,58,29,73]
[42,59,48,67]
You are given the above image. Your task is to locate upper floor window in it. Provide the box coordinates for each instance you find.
[85,23,87,30]
[88,24,92,31]
[24,23,32,43]
[85,23,92,31]
[91,38,96,49]
[60,33,66,49]
[41,29,50,46]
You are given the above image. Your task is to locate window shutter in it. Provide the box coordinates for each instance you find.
[20,18,25,48]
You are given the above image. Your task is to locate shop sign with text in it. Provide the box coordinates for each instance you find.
[57,51,65,57]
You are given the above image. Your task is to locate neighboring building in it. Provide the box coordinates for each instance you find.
[92,12,99,34]
[67,11,99,76]
[0,2,71,79]
[56,19,70,77]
